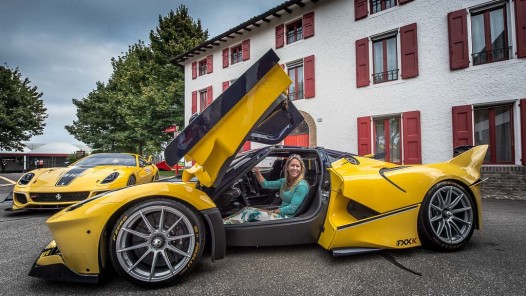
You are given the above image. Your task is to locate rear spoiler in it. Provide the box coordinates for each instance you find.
[448,145,488,181]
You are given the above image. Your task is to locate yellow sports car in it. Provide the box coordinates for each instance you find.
[13,153,159,210]
[29,50,488,286]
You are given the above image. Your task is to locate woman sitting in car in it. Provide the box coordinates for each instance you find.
[223,154,308,224]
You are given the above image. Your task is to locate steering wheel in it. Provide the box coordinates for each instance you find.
[232,178,250,206]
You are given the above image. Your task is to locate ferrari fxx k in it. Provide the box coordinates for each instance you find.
[13,153,159,210]
[29,50,488,287]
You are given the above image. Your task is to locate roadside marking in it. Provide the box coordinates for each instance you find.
[0,184,14,187]
[0,176,16,184]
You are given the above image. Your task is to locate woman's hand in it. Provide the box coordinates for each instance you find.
[252,167,265,184]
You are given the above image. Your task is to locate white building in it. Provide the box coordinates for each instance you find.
[172,0,526,167]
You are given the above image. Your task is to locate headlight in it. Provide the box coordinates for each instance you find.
[18,173,35,185]
[101,172,120,184]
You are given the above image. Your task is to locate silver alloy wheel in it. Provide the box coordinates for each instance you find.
[428,185,473,244]
[114,205,196,283]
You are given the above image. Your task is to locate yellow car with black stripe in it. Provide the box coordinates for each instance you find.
[13,153,159,210]
[29,49,488,287]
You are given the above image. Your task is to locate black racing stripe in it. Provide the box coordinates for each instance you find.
[55,167,88,186]
[379,167,407,193]
[337,204,419,230]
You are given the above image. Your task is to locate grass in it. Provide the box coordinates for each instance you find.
[159,170,178,178]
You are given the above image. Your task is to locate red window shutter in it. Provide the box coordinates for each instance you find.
[242,39,250,61]
[206,55,213,73]
[222,81,230,92]
[276,24,285,48]
[448,9,469,70]
[357,116,372,155]
[222,48,229,68]
[304,55,315,98]
[399,0,414,4]
[355,0,368,20]
[191,62,197,79]
[207,86,213,107]
[191,91,197,114]
[303,12,315,38]
[355,37,370,88]
[452,105,473,151]
[402,111,422,164]
[400,23,419,79]
[515,0,526,58]
[521,99,526,165]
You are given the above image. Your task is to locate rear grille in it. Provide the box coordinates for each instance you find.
[30,192,90,202]
[15,193,27,204]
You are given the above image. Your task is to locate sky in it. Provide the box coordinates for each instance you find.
[0,0,285,145]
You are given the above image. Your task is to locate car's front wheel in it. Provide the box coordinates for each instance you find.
[417,181,475,251]
[109,199,205,287]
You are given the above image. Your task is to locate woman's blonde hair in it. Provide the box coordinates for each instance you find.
[282,154,305,190]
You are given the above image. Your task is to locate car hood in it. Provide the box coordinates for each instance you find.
[164,49,304,188]
[25,166,132,188]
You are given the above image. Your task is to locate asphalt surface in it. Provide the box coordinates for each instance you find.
[0,173,525,295]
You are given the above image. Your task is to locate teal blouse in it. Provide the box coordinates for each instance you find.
[261,178,309,216]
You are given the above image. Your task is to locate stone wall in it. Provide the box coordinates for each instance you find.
[480,166,526,200]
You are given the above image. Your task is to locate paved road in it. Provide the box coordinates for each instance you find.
[0,174,525,295]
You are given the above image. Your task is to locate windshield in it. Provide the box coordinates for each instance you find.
[226,149,259,174]
[74,154,137,167]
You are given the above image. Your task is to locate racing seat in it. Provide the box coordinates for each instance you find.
[293,183,318,217]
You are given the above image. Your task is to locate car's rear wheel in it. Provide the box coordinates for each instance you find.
[418,181,475,251]
[109,199,205,287]
[127,175,136,186]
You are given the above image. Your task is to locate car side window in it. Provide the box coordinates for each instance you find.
[138,157,147,167]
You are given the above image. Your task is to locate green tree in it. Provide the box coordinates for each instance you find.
[66,5,208,155]
[0,65,47,151]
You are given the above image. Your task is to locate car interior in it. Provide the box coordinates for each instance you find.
[215,150,322,220]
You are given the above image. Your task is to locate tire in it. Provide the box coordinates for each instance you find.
[109,199,205,287]
[153,172,159,181]
[417,181,475,251]
[127,175,136,186]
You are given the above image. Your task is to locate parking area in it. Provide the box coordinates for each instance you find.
[0,173,525,295]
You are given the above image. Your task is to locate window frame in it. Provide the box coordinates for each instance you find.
[286,18,303,45]
[370,0,398,15]
[198,59,207,76]
[199,89,208,112]
[373,115,402,164]
[474,104,515,164]
[230,44,243,65]
[372,32,399,84]
[286,61,304,101]
[470,3,511,66]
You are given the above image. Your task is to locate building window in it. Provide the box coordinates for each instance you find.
[474,104,514,164]
[372,34,398,84]
[370,0,397,14]
[358,111,420,164]
[471,4,511,66]
[287,63,304,101]
[198,59,207,76]
[374,116,401,163]
[199,90,208,112]
[231,45,242,65]
[287,19,303,44]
